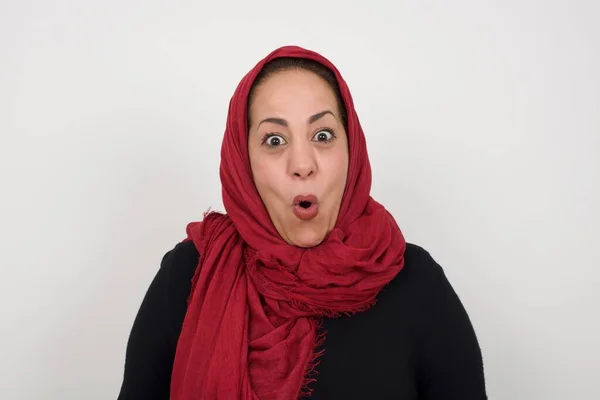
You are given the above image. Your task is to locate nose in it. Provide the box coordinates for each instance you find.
[288,140,316,179]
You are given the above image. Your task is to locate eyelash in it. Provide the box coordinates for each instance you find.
[313,128,337,143]
[261,128,337,148]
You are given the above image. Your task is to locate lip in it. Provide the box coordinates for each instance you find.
[292,194,319,221]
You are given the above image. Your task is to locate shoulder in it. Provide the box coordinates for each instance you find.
[159,239,200,287]
[377,242,468,318]
[379,243,480,338]
[153,240,200,332]
[118,240,201,397]
[386,242,450,293]
[403,242,443,274]
[394,245,488,397]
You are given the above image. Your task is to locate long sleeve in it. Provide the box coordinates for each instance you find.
[117,244,188,400]
[116,240,488,399]
[414,250,488,399]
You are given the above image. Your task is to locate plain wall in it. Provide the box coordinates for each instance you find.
[1,0,599,399]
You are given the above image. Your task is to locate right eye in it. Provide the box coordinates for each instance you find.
[262,134,287,148]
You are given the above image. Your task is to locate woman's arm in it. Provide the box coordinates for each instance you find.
[414,249,488,399]
[117,246,186,399]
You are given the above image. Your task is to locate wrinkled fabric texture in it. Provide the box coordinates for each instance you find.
[170,45,407,400]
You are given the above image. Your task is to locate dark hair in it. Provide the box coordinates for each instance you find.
[247,57,348,131]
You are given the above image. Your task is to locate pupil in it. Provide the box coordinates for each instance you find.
[270,137,280,146]
[318,133,327,141]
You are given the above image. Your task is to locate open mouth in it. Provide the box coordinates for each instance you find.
[292,194,319,220]
[299,200,312,209]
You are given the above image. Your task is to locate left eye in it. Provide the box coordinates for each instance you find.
[313,130,334,142]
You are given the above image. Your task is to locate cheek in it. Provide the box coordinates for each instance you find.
[250,155,284,202]
[326,147,349,189]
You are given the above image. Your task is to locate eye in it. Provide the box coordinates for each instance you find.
[312,128,336,143]
[262,133,287,148]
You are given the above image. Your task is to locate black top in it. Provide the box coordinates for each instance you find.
[117,241,487,399]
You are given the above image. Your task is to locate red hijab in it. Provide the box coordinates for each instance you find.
[170,45,406,399]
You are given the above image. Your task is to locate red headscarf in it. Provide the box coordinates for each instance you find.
[170,45,406,399]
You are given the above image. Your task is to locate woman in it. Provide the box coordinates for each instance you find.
[118,45,487,399]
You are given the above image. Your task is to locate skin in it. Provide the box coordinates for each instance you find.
[248,69,349,248]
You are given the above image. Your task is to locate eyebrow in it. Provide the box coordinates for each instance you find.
[257,110,335,129]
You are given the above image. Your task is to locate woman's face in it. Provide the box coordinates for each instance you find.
[248,69,349,248]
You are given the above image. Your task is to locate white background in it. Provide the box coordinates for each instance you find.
[1,1,599,399]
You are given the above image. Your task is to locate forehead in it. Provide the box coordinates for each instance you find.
[249,69,338,114]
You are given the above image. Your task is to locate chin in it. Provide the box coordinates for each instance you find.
[286,227,327,248]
